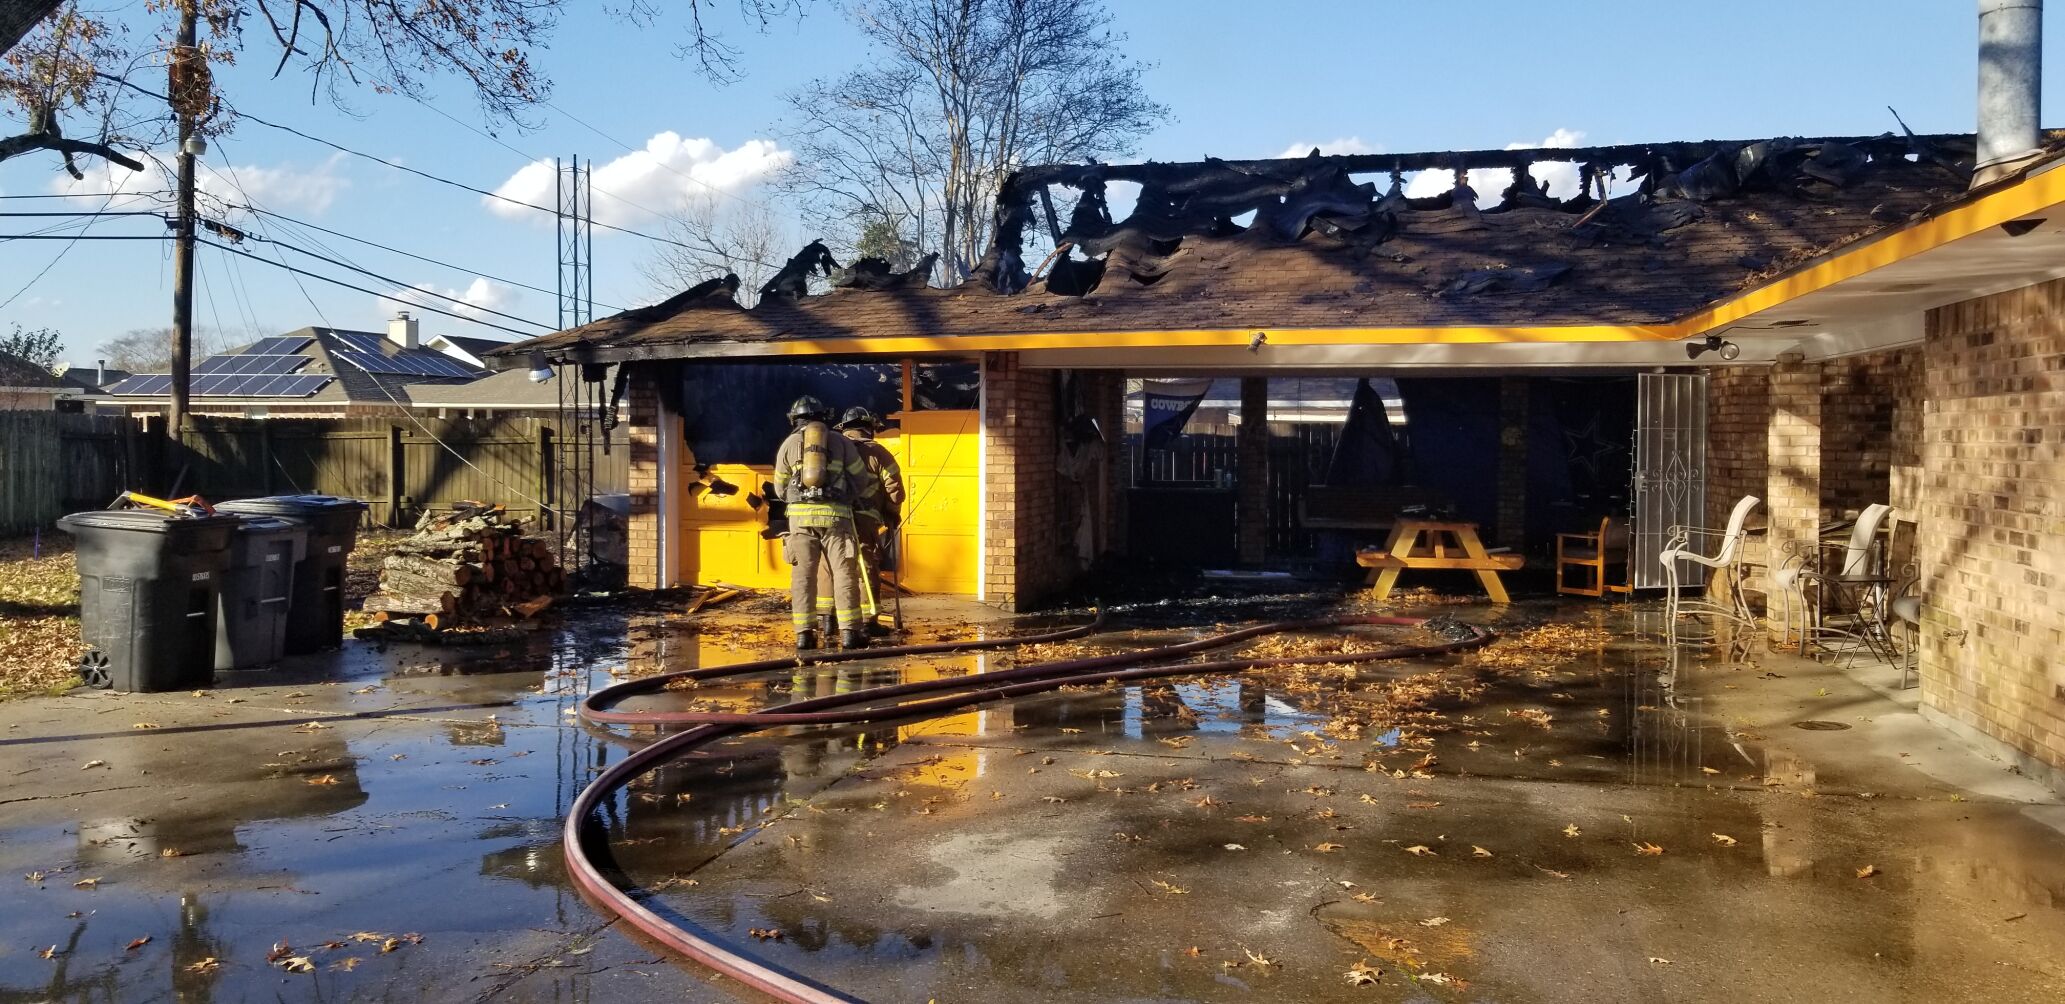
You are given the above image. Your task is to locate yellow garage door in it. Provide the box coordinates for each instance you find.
[678,412,980,595]
[883,410,979,595]
[680,463,790,589]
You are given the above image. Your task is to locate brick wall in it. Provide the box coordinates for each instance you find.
[982,353,1063,610]
[1919,279,2065,786]
[1707,366,1771,598]
[624,365,662,590]
[1766,360,1822,602]
[1819,348,1920,520]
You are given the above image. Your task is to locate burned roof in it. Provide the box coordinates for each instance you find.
[503,133,1993,360]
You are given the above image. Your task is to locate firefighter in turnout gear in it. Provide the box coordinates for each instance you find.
[774,395,869,650]
[838,406,904,635]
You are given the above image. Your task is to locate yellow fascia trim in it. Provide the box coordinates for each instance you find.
[744,323,1678,357]
[1679,160,2065,335]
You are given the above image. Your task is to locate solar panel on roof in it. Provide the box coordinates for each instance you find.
[329,332,384,353]
[106,374,169,395]
[196,353,308,375]
[335,346,483,379]
[245,336,313,355]
[191,373,332,397]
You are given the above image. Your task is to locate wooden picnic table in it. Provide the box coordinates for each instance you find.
[1356,519,1523,604]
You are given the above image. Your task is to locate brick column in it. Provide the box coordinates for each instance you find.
[981,353,1058,609]
[1765,359,1822,631]
[1495,377,1528,549]
[624,366,661,590]
[1236,377,1269,565]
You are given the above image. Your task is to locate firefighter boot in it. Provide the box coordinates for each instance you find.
[817,614,837,639]
[839,628,867,651]
[796,629,820,652]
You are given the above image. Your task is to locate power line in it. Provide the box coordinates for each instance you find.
[0,193,126,309]
[199,238,542,339]
[233,204,624,312]
[0,234,170,240]
[212,224,554,330]
[0,210,166,218]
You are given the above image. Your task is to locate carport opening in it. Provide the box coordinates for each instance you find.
[1122,374,1636,585]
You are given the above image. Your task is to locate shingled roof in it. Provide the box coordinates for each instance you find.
[500,133,1996,360]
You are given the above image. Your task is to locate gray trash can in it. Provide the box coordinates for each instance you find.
[215,515,308,670]
[58,509,239,691]
[217,495,368,654]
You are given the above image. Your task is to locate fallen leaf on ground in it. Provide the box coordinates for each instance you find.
[1634,842,1665,856]
[1405,801,1442,810]
[1649,957,1673,965]
[1856,864,1880,878]
[81,760,106,770]
[306,775,339,786]
[36,946,57,960]
[1711,833,1738,847]
[1563,824,1581,838]
[1404,845,1435,856]
[280,956,315,973]
[159,848,185,858]
[748,928,783,941]
[1223,843,1246,851]
[1151,879,1189,895]
[1534,864,1571,879]
[1419,916,1451,927]
[1345,960,1382,986]
[349,932,385,942]
[1471,845,1493,857]
[333,957,361,971]
[125,936,150,951]
[130,723,159,730]
[186,957,219,973]
[1315,842,1346,853]
[1700,767,1720,775]
[1235,814,1270,823]
[1417,972,1465,988]
[71,877,99,889]
[267,942,294,962]
[1242,947,1277,968]
[1183,946,1202,957]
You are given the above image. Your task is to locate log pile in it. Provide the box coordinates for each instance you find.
[361,503,564,629]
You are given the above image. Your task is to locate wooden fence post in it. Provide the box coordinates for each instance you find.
[386,425,405,528]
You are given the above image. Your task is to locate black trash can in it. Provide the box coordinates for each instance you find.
[58,509,239,691]
[216,495,368,654]
[215,515,308,670]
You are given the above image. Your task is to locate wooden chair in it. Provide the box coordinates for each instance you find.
[1555,516,1629,597]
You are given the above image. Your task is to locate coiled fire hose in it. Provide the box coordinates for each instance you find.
[565,613,1493,1004]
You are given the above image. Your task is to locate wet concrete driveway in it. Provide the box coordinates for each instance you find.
[2,597,2062,1002]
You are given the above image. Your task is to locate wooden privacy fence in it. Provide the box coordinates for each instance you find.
[0,413,626,534]
[174,416,628,527]
[0,412,140,534]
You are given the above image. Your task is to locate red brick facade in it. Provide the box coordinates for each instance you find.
[1919,280,2065,786]
[624,365,663,590]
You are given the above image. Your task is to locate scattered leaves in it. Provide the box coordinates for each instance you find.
[1633,842,1665,856]
[748,927,784,941]
[1345,960,1382,986]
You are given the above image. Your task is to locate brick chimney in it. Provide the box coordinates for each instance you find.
[387,311,420,351]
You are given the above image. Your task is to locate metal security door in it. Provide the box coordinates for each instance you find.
[1630,373,1707,590]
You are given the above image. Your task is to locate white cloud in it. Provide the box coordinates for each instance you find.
[486,133,793,228]
[379,277,522,325]
[46,152,350,216]
[1274,137,1381,159]
[1403,128,1588,206]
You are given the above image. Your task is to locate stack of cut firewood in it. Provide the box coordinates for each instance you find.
[361,502,564,629]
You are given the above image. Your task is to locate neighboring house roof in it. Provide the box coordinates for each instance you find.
[497,132,2009,362]
[56,366,132,393]
[104,327,486,406]
[404,363,616,410]
[428,334,514,368]
[0,350,72,390]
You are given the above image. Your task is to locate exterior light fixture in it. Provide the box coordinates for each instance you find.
[2000,217,2045,237]
[1686,334,1740,361]
[527,351,554,384]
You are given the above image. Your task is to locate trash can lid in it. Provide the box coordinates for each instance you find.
[231,514,304,534]
[58,509,242,534]
[217,494,368,515]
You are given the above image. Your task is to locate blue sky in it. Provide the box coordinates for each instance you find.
[3,0,2060,365]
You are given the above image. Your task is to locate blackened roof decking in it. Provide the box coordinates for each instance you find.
[497,133,2004,360]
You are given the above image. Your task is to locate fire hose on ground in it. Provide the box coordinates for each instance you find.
[564,612,1495,1004]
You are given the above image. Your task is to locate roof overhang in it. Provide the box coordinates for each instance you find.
[537,153,2065,373]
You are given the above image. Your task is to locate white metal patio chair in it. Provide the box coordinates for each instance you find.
[1781,503,1896,663]
[1661,495,1761,644]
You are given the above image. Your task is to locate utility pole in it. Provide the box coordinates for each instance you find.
[167,0,198,440]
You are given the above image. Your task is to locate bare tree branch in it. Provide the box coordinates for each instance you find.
[0,127,140,171]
